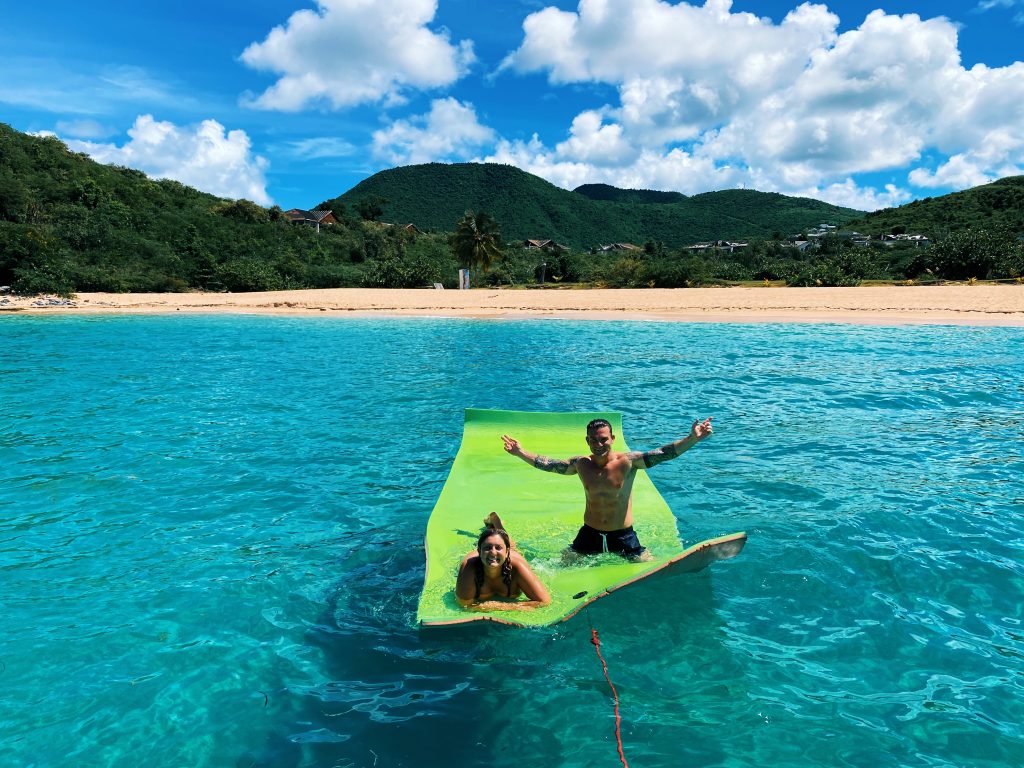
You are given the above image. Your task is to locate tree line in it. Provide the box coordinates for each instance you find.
[1,124,1022,295]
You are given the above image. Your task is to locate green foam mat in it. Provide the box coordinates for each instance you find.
[417,409,745,627]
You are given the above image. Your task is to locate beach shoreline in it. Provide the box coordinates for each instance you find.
[2,285,1022,326]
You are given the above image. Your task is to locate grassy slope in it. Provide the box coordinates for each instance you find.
[329,163,864,249]
[850,176,1024,237]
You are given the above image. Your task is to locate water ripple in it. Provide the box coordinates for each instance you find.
[1,316,1022,767]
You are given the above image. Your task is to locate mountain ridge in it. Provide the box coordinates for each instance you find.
[325,162,865,249]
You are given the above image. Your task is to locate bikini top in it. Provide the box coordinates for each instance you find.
[474,558,513,600]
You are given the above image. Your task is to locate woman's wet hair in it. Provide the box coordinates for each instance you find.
[475,526,513,597]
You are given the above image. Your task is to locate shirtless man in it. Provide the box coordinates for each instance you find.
[501,417,713,562]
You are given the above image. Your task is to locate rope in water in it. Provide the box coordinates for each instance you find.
[590,627,630,768]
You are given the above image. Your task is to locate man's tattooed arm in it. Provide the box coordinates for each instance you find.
[502,434,581,475]
[630,418,714,470]
[532,455,580,475]
[633,442,684,469]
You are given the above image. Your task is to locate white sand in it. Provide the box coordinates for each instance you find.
[3,285,1023,326]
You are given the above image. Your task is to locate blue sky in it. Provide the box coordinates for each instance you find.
[3,0,1023,211]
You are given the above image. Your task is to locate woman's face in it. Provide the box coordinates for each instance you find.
[478,534,508,568]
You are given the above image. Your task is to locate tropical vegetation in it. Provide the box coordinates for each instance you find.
[324,162,864,248]
[1,122,1021,296]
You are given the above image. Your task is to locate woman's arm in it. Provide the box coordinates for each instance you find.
[512,552,551,606]
[455,554,479,607]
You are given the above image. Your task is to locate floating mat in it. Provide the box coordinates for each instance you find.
[417,409,746,628]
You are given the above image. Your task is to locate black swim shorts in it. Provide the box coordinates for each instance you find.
[570,524,646,559]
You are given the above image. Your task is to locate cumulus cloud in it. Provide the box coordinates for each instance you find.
[504,0,838,139]
[372,98,494,164]
[484,135,744,194]
[555,111,637,164]
[64,115,272,205]
[241,0,474,111]
[491,0,1024,208]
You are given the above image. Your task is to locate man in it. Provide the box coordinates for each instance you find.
[501,417,713,562]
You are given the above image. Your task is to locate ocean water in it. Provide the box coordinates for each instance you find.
[1,314,1022,768]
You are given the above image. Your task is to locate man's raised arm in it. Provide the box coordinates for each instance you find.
[501,434,580,475]
[629,417,713,469]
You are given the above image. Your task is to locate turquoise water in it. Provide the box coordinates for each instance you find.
[1,315,1022,767]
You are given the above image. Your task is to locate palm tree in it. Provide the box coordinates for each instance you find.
[451,211,503,273]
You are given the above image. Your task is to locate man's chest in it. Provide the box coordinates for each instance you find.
[579,458,631,490]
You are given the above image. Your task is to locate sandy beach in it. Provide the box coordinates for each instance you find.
[2,285,1023,326]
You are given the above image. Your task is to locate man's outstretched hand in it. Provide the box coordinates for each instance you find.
[690,417,713,441]
[501,434,522,455]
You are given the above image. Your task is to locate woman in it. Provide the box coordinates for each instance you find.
[456,518,551,612]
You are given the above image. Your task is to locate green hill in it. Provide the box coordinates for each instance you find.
[325,163,864,249]
[0,122,384,294]
[4,118,1019,295]
[851,176,1024,236]
[573,183,686,204]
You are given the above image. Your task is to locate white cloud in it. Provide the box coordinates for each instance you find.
[64,115,272,205]
[505,0,839,137]
[555,111,637,164]
[484,135,743,194]
[0,61,194,115]
[804,179,912,211]
[492,1,1024,207]
[240,0,474,111]
[284,137,357,159]
[372,98,494,164]
[55,119,114,140]
[976,0,1015,10]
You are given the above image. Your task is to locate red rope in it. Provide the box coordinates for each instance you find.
[591,628,630,768]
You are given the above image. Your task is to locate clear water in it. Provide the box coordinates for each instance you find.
[1,315,1022,768]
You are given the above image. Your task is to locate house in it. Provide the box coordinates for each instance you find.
[597,242,642,252]
[524,238,567,251]
[881,233,931,247]
[284,209,337,233]
[685,240,749,253]
[380,222,425,235]
[685,242,715,252]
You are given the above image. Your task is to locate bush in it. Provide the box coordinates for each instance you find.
[995,242,1024,279]
[306,263,364,288]
[216,259,285,292]
[211,199,271,224]
[786,257,861,287]
[646,254,711,287]
[12,257,76,296]
[602,256,648,287]
[924,228,1007,280]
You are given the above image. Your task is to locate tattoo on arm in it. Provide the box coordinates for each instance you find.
[532,456,578,474]
[639,442,682,468]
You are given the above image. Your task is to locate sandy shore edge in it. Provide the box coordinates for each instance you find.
[2,286,1022,326]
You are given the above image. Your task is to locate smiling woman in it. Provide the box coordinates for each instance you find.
[455,518,551,611]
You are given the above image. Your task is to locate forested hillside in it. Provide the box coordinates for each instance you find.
[0,123,438,294]
[325,163,864,248]
[573,184,686,204]
[851,176,1024,236]
[1,122,1020,295]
